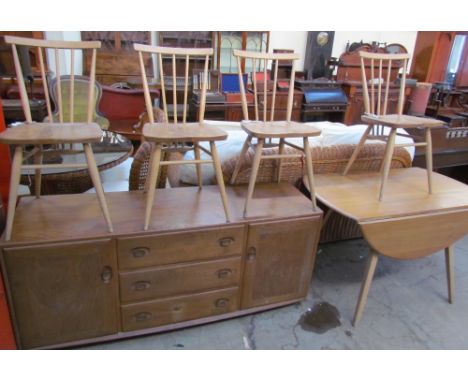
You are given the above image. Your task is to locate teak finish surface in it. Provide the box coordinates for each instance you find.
[1,184,316,245]
[0,184,322,348]
[2,239,119,349]
[361,114,444,129]
[314,167,468,259]
[0,122,103,145]
[241,121,322,139]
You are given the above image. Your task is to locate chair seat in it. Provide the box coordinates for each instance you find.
[362,114,445,129]
[0,122,103,144]
[241,120,322,139]
[142,122,228,143]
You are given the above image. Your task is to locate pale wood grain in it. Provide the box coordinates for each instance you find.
[352,250,379,326]
[142,122,228,142]
[0,122,103,144]
[240,120,321,139]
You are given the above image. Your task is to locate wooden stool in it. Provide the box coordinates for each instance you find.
[134,44,231,230]
[0,36,113,240]
[229,50,321,217]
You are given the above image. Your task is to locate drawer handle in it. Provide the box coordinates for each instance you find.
[218,237,234,247]
[135,311,152,322]
[132,281,152,291]
[247,247,256,261]
[101,266,113,283]
[131,247,149,258]
[215,298,230,308]
[217,268,232,279]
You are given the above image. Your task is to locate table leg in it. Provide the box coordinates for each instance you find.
[353,249,379,326]
[445,245,455,304]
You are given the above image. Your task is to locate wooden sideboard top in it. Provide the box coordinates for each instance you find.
[1,183,321,246]
[314,167,468,223]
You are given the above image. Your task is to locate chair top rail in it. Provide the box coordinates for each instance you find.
[133,44,213,56]
[233,49,300,61]
[4,36,100,49]
[358,51,410,60]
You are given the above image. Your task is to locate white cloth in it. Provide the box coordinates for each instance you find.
[179,120,415,185]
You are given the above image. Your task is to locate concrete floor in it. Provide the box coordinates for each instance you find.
[84,234,468,350]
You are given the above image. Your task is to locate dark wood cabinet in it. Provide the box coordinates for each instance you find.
[241,217,321,308]
[342,81,405,125]
[191,91,303,122]
[81,31,152,85]
[2,239,119,349]
[0,184,321,348]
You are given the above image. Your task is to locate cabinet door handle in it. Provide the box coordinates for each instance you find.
[218,237,234,247]
[217,268,232,279]
[215,298,230,308]
[132,281,152,291]
[247,247,256,261]
[101,266,113,283]
[131,247,150,258]
[135,312,152,322]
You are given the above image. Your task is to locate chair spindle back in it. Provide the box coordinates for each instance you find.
[133,44,213,125]
[359,51,410,117]
[3,36,101,125]
[233,50,300,122]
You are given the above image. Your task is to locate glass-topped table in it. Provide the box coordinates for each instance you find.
[20,131,133,195]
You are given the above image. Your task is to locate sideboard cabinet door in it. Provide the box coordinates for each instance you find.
[2,239,119,349]
[241,217,321,309]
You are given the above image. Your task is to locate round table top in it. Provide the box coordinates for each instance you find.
[21,131,133,176]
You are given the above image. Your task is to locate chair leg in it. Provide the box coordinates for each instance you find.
[144,143,154,193]
[144,144,162,231]
[243,138,264,218]
[210,141,231,222]
[445,246,455,304]
[425,127,433,194]
[4,146,23,241]
[83,143,113,233]
[353,249,379,326]
[378,128,397,201]
[230,135,252,185]
[34,145,43,198]
[276,138,285,183]
[303,137,317,211]
[343,125,372,175]
[194,142,203,189]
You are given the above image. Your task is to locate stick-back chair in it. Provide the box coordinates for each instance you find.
[133,44,231,230]
[0,36,113,240]
[230,50,321,217]
[342,51,444,200]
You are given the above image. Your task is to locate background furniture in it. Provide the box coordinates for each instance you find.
[81,32,152,85]
[20,132,133,195]
[0,36,113,239]
[0,183,321,349]
[410,32,468,87]
[48,75,110,130]
[313,168,468,325]
[135,44,231,228]
[342,51,444,201]
[190,90,303,122]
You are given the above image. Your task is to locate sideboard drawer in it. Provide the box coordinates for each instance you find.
[121,287,239,331]
[119,257,242,303]
[117,225,245,269]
